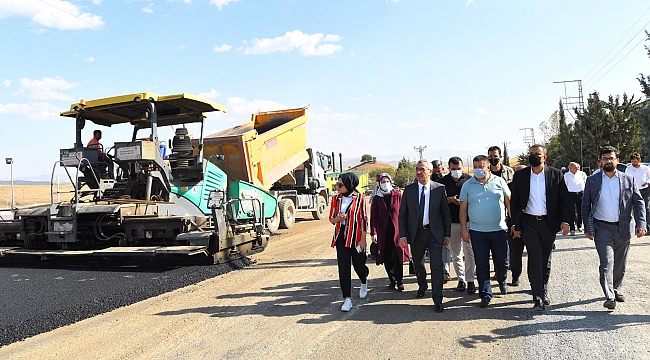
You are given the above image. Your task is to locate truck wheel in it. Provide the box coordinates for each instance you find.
[279,199,295,229]
[267,207,280,234]
[312,195,327,220]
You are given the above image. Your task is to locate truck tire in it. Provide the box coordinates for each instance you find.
[312,195,327,220]
[267,207,280,234]
[279,199,296,229]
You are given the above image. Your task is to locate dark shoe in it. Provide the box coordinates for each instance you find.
[467,282,476,294]
[499,282,508,295]
[388,280,396,290]
[543,291,550,306]
[604,299,616,309]
[510,277,520,287]
[434,303,444,313]
[443,272,452,283]
[397,283,404,292]
[456,280,467,292]
[615,293,625,302]
[533,300,545,311]
[479,297,491,308]
[416,287,427,298]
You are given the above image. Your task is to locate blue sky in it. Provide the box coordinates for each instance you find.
[1,0,649,180]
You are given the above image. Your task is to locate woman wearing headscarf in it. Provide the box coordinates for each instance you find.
[370,173,410,291]
[329,172,369,312]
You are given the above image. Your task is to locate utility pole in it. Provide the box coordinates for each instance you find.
[414,145,427,161]
[5,158,14,209]
[554,79,586,166]
[502,142,511,166]
[519,128,535,148]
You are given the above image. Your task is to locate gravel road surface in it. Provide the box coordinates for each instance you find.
[1,217,650,359]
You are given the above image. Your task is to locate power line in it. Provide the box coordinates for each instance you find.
[583,22,650,89]
[581,4,650,84]
[36,0,183,67]
[589,33,649,90]
[0,16,168,84]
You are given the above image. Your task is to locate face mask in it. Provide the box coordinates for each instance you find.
[528,155,543,167]
[451,170,463,178]
[473,168,486,179]
[379,183,393,192]
[488,158,500,166]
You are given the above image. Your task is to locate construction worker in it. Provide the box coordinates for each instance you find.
[87,129,103,156]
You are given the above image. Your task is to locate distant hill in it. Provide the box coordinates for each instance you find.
[348,161,396,173]
[0,180,51,186]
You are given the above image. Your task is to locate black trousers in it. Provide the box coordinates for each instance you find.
[568,192,583,230]
[521,215,556,302]
[411,227,443,304]
[507,234,524,281]
[383,235,403,285]
[336,228,369,299]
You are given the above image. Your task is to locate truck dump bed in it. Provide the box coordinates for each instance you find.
[202,108,309,189]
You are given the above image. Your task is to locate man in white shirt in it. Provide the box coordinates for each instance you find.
[564,162,587,236]
[625,152,650,232]
[582,146,646,310]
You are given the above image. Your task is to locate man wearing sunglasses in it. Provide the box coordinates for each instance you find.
[399,160,452,313]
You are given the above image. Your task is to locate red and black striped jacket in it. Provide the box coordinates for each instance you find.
[329,190,368,248]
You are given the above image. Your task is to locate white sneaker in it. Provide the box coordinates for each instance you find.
[359,283,368,299]
[341,298,352,312]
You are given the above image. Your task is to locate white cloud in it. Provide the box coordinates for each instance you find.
[465,0,476,5]
[0,0,104,30]
[13,76,80,101]
[387,0,402,3]
[213,44,233,53]
[244,30,343,57]
[366,94,372,98]
[178,44,186,50]
[142,3,154,13]
[475,107,501,116]
[0,102,61,120]
[397,118,443,128]
[209,0,239,10]
[86,56,95,62]
[90,0,102,5]
[199,89,220,100]
[226,97,288,115]
[3,79,11,88]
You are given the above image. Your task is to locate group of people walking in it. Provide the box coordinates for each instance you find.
[329,144,647,314]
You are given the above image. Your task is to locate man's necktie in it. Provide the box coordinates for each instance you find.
[419,185,425,226]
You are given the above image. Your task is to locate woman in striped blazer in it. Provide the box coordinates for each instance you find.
[329,172,369,312]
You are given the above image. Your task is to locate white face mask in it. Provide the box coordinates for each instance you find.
[451,169,463,178]
[379,182,393,192]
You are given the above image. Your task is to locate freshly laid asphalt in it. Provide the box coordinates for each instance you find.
[0,257,250,347]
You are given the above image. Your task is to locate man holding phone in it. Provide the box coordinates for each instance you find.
[438,157,476,294]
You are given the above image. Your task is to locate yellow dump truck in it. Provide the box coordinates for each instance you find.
[202,107,333,230]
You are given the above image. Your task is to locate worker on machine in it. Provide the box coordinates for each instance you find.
[87,129,114,179]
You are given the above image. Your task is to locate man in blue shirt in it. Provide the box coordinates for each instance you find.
[459,155,511,308]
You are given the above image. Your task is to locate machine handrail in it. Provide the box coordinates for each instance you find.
[49,158,103,205]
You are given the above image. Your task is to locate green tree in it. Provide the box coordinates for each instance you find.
[393,157,416,188]
[574,92,642,169]
[360,154,373,162]
[636,31,650,157]
[368,167,396,189]
[517,152,528,166]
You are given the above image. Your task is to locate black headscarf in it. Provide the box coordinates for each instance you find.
[339,172,359,197]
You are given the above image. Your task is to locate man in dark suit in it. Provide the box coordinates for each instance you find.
[582,146,646,310]
[399,159,452,313]
[510,144,571,311]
